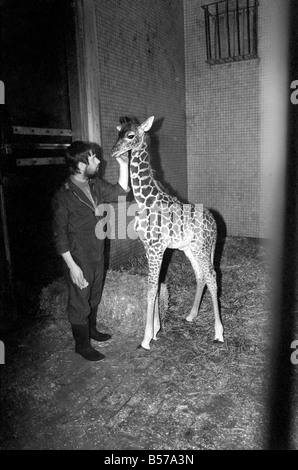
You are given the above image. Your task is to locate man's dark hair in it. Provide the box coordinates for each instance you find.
[65,141,96,175]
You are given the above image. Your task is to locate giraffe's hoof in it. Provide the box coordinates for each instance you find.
[137,344,150,351]
[185,316,192,322]
[213,339,224,344]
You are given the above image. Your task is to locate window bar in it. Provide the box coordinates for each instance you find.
[226,0,231,58]
[247,0,251,55]
[253,0,258,56]
[215,2,221,59]
[236,0,241,56]
[242,4,245,55]
[203,5,212,62]
[233,9,236,57]
[202,0,259,65]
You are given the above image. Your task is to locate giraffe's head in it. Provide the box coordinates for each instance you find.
[111,116,155,159]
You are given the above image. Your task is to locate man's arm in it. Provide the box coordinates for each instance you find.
[52,192,88,290]
[99,153,130,202]
[52,192,71,255]
[116,153,129,191]
[61,252,88,290]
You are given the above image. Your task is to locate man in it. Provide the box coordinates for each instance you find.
[53,141,129,361]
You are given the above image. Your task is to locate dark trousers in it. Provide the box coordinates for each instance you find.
[64,240,105,325]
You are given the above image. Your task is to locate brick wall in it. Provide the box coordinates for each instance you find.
[184,0,289,239]
[184,0,261,237]
[94,0,186,266]
[92,0,288,253]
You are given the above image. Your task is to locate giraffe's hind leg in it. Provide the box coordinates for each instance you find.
[203,259,224,343]
[186,280,205,322]
[183,249,205,322]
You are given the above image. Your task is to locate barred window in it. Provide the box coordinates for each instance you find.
[202,0,259,65]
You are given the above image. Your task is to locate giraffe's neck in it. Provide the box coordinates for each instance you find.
[130,141,161,208]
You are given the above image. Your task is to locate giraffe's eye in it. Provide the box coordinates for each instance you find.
[127,133,135,140]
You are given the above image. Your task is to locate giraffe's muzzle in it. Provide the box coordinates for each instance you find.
[111,144,128,159]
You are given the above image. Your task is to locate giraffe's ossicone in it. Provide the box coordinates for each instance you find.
[111,116,224,350]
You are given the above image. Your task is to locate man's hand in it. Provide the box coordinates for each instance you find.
[69,264,89,289]
[116,152,129,165]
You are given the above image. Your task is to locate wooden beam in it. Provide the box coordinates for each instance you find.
[13,126,72,136]
[66,0,102,144]
[16,157,66,166]
[11,143,70,150]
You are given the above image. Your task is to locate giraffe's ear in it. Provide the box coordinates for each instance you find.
[116,125,121,132]
[140,116,154,132]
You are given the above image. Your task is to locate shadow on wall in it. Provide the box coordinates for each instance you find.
[209,209,227,300]
[149,116,189,203]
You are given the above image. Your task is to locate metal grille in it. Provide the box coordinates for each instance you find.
[202,0,259,65]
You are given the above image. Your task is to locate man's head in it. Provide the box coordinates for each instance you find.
[66,141,100,178]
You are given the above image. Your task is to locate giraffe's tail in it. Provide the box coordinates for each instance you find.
[211,240,216,265]
[211,223,217,266]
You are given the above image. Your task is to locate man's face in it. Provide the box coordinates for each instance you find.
[84,152,100,178]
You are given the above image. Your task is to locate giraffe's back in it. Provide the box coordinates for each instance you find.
[135,199,216,254]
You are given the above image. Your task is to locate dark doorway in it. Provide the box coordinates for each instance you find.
[0,0,74,325]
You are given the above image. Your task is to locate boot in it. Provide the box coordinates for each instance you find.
[71,323,105,361]
[89,307,111,342]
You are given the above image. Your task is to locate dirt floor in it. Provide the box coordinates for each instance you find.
[1,236,298,451]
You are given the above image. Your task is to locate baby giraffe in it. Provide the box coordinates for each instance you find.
[111,116,224,350]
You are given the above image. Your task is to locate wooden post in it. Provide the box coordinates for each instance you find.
[65,0,102,144]
[0,105,17,319]
[0,164,17,320]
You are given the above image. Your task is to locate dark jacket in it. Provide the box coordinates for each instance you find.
[52,176,128,261]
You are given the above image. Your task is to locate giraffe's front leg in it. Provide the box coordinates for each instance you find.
[140,285,159,350]
[139,247,164,350]
[153,290,160,340]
